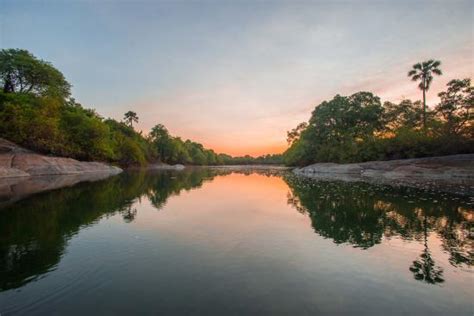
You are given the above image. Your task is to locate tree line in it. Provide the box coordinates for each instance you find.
[0,49,282,166]
[1,49,471,167]
[284,59,472,166]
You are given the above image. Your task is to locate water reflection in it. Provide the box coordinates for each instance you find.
[0,169,227,291]
[283,175,473,284]
[0,169,472,293]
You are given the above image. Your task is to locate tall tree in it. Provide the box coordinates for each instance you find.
[407,59,442,129]
[0,48,71,98]
[123,111,139,128]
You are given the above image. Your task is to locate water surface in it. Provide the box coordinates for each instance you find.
[0,169,472,315]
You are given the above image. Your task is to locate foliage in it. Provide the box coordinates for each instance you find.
[283,79,473,166]
[0,49,284,167]
[123,110,139,128]
[408,60,442,92]
[2,49,470,168]
[287,122,308,145]
[0,49,71,99]
[435,78,473,136]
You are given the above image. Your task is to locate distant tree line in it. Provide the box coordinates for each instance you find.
[284,59,473,166]
[0,49,282,166]
[1,50,471,167]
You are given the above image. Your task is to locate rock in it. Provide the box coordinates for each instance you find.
[0,173,121,207]
[295,163,362,174]
[294,154,474,195]
[145,163,186,170]
[0,138,122,179]
[0,166,29,178]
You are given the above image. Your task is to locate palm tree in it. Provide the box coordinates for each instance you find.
[409,215,444,284]
[408,60,442,129]
[123,111,139,128]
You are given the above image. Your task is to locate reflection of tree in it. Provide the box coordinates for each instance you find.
[2,169,470,291]
[437,207,473,267]
[410,217,444,284]
[146,169,219,209]
[283,174,473,283]
[122,205,137,223]
[0,168,229,292]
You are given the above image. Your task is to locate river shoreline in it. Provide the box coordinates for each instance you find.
[0,138,122,179]
[294,154,474,196]
[2,136,473,196]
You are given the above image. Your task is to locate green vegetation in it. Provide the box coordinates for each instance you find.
[0,49,282,166]
[283,60,473,166]
[1,50,471,168]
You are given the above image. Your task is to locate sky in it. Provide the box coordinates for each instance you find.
[1,0,473,156]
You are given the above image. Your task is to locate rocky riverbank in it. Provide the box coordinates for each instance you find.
[293,154,474,195]
[0,138,122,178]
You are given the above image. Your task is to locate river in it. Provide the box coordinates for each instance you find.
[0,168,472,315]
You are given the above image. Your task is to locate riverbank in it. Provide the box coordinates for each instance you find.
[294,154,474,195]
[0,138,122,179]
[209,165,291,171]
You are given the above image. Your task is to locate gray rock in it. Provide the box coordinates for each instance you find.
[294,154,474,195]
[0,138,122,179]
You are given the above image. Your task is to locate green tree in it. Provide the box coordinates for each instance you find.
[150,124,173,162]
[382,99,423,132]
[123,111,139,128]
[408,59,442,129]
[287,122,308,145]
[435,78,473,136]
[305,92,383,162]
[0,49,71,98]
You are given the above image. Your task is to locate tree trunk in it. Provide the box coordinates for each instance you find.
[422,79,427,130]
[3,74,15,93]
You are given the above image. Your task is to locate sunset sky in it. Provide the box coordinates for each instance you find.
[2,0,473,156]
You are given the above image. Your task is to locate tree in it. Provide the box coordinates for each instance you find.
[435,78,473,136]
[283,92,384,164]
[150,124,173,161]
[123,111,139,128]
[408,59,442,129]
[383,99,423,132]
[309,92,383,145]
[0,49,71,98]
[287,122,308,145]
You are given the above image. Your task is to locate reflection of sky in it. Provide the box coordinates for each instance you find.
[2,1,473,155]
[0,172,472,313]
[129,173,472,312]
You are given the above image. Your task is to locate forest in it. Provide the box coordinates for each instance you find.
[0,49,472,167]
[284,60,473,165]
[0,49,281,166]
